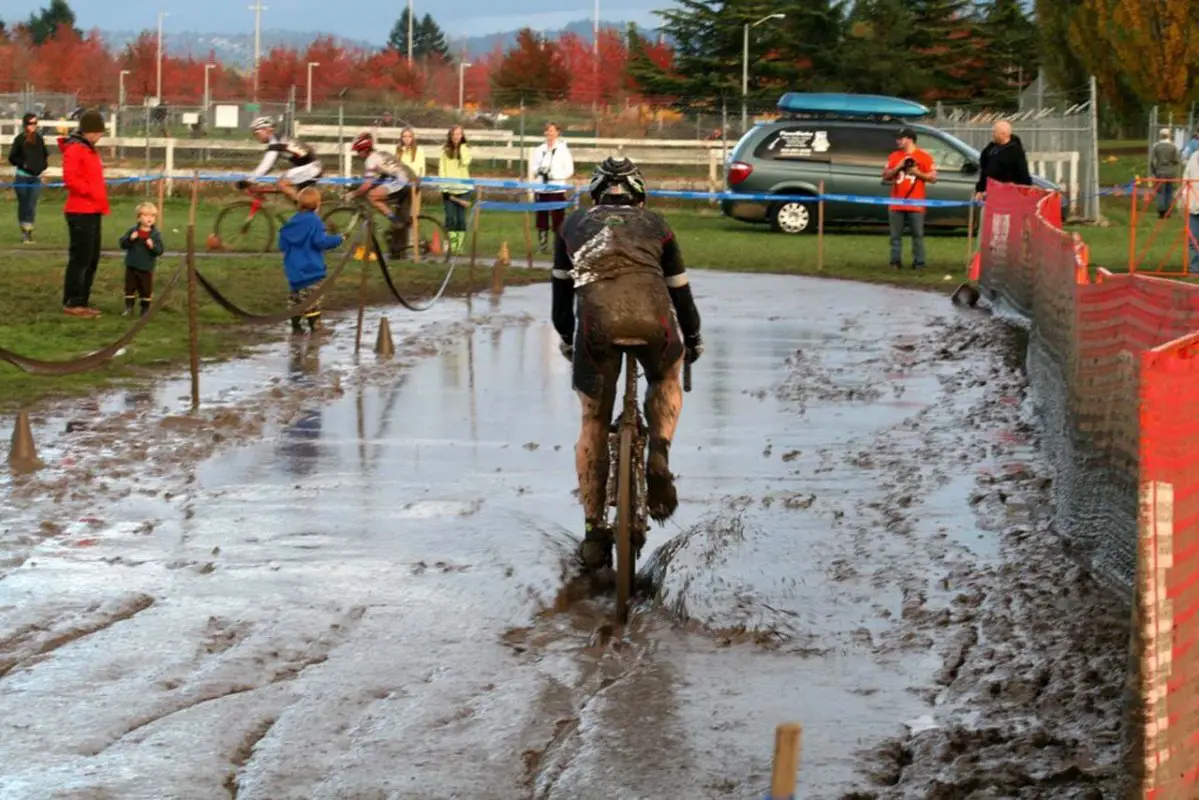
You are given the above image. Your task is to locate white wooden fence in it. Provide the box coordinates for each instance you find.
[0,118,1081,210]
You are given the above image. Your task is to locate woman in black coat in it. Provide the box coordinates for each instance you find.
[8,112,51,243]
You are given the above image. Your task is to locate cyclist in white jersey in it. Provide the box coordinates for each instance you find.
[237,116,322,203]
[347,131,419,225]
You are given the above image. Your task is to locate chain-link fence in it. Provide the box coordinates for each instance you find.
[1146,105,1197,171]
[934,101,1100,221]
[113,98,295,141]
[0,89,79,120]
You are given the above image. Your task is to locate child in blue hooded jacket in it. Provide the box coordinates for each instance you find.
[278,186,343,334]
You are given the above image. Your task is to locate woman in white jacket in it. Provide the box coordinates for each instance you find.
[528,121,574,252]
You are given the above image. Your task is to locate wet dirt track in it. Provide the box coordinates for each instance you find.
[0,272,1129,799]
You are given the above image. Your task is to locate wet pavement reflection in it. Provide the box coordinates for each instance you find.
[0,272,1065,798]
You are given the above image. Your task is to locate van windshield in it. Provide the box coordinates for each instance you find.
[932,129,982,160]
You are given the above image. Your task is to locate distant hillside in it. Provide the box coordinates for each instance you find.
[98,30,375,67]
[98,20,659,67]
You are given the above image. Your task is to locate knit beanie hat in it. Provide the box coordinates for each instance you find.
[79,109,106,134]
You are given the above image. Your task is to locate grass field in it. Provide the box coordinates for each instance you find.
[0,160,1188,411]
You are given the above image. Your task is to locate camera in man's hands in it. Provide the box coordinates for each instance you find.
[536,167,551,182]
[902,157,916,171]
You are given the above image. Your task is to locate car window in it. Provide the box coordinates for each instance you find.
[825,126,897,168]
[920,135,969,172]
[753,126,833,162]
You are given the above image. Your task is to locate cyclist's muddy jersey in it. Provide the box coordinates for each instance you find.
[557,204,681,289]
[363,150,409,181]
[250,136,317,178]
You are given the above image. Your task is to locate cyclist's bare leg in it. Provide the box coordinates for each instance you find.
[645,357,684,522]
[576,382,617,568]
[277,178,299,204]
[367,185,396,219]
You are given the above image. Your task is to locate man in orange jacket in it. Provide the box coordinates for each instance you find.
[59,109,110,317]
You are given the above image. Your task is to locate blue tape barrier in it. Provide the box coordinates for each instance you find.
[478,200,577,212]
[0,171,1142,210]
[0,175,160,190]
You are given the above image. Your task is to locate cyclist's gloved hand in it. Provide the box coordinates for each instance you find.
[685,333,704,364]
[235,179,250,190]
[559,338,574,361]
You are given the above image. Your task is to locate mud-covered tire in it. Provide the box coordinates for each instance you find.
[771,198,815,234]
[615,424,635,624]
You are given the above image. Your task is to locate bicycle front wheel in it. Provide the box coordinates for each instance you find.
[615,423,635,625]
[213,200,276,253]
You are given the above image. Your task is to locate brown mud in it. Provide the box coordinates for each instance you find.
[0,274,1128,798]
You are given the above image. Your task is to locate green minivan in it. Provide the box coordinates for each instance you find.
[720,93,1058,234]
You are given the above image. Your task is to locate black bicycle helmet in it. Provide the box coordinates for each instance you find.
[589,156,647,205]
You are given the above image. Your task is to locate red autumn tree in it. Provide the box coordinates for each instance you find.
[256,46,303,100]
[301,37,358,105]
[359,48,422,98]
[490,28,570,106]
[557,29,628,106]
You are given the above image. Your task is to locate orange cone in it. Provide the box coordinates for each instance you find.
[430,228,442,255]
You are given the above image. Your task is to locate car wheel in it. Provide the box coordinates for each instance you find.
[771,200,813,234]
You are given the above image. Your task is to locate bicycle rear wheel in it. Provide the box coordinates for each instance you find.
[213,200,276,253]
[614,352,640,624]
[320,204,364,238]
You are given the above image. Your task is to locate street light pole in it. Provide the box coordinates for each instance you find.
[249,1,267,102]
[458,62,472,113]
[306,62,320,112]
[156,11,168,103]
[118,69,131,139]
[407,0,414,66]
[742,13,785,132]
[203,63,215,124]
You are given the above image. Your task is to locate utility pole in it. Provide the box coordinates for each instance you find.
[249,0,267,102]
[156,11,169,103]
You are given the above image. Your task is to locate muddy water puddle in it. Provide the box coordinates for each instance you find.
[0,273,1126,798]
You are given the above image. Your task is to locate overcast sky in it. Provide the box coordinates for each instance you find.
[13,0,669,39]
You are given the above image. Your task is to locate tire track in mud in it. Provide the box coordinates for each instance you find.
[504,611,659,798]
[846,318,1130,798]
[96,605,367,756]
[0,592,155,679]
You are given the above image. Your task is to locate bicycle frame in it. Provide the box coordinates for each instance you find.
[610,351,693,625]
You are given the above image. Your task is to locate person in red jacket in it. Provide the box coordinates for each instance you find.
[59,109,110,318]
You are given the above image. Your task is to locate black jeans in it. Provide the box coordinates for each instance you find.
[63,213,103,308]
[14,175,41,228]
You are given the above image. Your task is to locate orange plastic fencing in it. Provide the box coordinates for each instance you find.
[977,180,1199,798]
[1127,178,1199,277]
[1140,330,1199,798]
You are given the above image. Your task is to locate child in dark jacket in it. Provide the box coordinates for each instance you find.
[278,187,343,334]
[118,201,165,317]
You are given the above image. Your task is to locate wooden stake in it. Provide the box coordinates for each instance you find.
[186,171,201,410]
[410,183,421,263]
[354,251,368,355]
[769,722,802,799]
[816,181,825,274]
[157,176,166,228]
[523,208,535,269]
[1129,176,1139,274]
[468,187,483,308]
[967,198,976,260]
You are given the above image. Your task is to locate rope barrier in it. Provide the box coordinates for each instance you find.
[193,213,367,325]
[0,258,186,375]
[0,171,1133,206]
